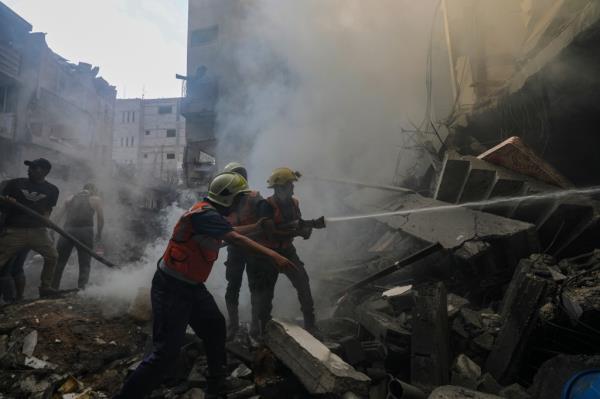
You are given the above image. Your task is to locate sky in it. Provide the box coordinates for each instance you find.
[4,0,188,99]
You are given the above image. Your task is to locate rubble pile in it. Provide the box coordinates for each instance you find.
[5,252,600,398]
[0,295,148,398]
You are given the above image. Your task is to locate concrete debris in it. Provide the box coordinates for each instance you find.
[485,273,549,384]
[231,363,253,378]
[22,329,38,357]
[451,354,481,390]
[428,385,503,399]
[264,319,371,396]
[411,282,450,390]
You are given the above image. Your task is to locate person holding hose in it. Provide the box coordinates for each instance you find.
[115,172,296,399]
[248,167,322,337]
[221,162,264,339]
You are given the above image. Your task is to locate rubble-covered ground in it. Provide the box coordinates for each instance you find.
[2,250,600,399]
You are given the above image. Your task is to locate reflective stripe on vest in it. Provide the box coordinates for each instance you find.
[161,201,222,283]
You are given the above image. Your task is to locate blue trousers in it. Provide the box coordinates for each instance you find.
[115,269,227,398]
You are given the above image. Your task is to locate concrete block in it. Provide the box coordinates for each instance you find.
[411,283,450,390]
[265,319,371,396]
[450,354,481,390]
[485,274,548,384]
[428,386,503,399]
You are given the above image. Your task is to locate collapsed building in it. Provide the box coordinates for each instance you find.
[2,1,600,399]
[0,2,116,183]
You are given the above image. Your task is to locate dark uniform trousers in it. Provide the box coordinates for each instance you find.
[224,245,246,325]
[115,268,227,398]
[246,245,315,334]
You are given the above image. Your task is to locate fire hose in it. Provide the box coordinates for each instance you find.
[0,196,117,268]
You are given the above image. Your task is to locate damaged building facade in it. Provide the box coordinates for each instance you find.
[0,2,116,183]
[112,97,186,185]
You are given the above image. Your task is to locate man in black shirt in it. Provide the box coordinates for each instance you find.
[0,159,60,297]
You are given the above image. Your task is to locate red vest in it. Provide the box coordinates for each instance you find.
[226,190,262,227]
[161,201,222,283]
[259,196,300,249]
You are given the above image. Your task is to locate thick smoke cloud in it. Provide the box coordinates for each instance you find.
[217,0,439,193]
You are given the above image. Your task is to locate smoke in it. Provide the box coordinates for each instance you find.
[217,0,438,190]
[213,1,440,319]
[82,203,184,309]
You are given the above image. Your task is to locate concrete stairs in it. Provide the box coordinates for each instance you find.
[434,154,599,258]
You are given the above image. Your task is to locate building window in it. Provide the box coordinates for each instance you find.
[143,153,148,159]
[158,105,172,114]
[145,130,151,135]
[120,137,124,147]
[166,129,176,137]
[190,25,219,46]
[125,137,129,147]
[131,136,135,146]
[166,153,175,160]
[132,111,135,122]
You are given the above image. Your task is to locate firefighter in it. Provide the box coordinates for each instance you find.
[248,167,318,337]
[115,172,295,399]
[222,162,263,339]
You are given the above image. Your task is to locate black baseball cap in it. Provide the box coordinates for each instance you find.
[24,158,52,171]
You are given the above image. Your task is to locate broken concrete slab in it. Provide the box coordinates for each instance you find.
[428,386,503,399]
[485,273,549,384]
[265,319,371,396]
[346,188,537,252]
[411,282,450,390]
[22,330,38,357]
[451,354,481,390]
[355,301,411,350]
[477,136,572,188]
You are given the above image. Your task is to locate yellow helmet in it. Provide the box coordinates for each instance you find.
[208,172,251,207]
[267,167,301,188]
[223,162,247,179]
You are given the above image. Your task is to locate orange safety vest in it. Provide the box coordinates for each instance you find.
[226,190,262,227]
[161,201,222,283]
[259,196,300,249]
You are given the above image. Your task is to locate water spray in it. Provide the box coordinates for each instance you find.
[324,186,600,223]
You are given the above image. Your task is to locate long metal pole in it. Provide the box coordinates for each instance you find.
[0,196,117,268]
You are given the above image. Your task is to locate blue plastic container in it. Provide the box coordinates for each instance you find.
[562,369,600,399]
